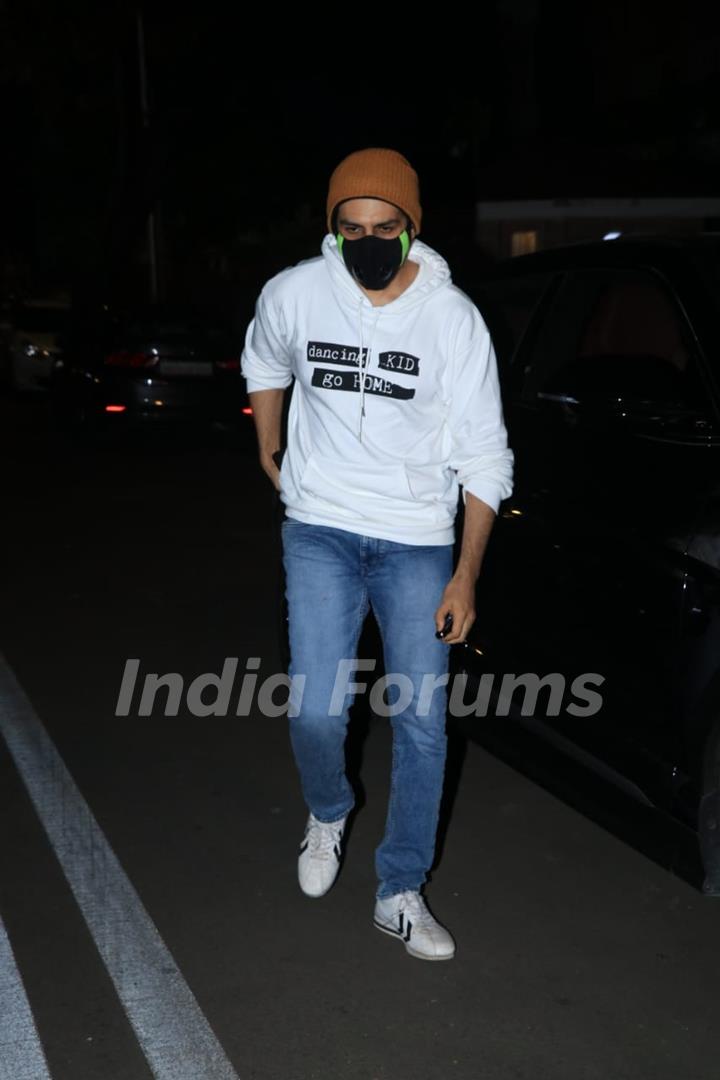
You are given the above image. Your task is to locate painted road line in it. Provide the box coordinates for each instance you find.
[0,654,240,1080]
[0,912,52,1080]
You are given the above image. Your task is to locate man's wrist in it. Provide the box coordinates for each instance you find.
[451,564,481,587]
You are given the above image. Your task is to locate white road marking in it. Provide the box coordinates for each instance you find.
[0,913,52,1080]
[0,654,240,1080]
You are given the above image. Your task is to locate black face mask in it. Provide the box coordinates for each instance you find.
[337,230,411,291]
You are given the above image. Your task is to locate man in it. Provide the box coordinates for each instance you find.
[241,148,513,961]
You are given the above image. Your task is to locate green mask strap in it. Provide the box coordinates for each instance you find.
[335,230,410,260]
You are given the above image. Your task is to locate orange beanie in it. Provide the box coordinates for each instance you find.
[326,148,422,237]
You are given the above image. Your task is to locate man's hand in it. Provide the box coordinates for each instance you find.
[434,574,476,644]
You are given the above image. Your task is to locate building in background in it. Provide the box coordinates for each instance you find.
[475,197,720,259]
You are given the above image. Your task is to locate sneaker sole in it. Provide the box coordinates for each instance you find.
[298,883,334,898]
[373,918,455,961]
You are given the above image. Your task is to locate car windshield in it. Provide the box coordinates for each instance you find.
[123,322,193,346]
[17,307,68,333]
[117,313,233,350]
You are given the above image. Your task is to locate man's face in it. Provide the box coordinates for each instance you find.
[335,198,412,241]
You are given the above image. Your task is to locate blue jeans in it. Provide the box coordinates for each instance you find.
[281,519,454,899]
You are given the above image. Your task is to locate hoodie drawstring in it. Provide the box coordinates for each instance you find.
[357,301,382,441]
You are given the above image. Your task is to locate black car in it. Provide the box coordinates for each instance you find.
[50,305,253,436]
[457,236,720,893]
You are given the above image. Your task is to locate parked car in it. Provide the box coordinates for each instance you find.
[456,235,720,894]
[50,304,253,437]
[6,299,70,391]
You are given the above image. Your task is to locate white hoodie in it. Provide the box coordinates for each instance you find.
[241,233,514,545]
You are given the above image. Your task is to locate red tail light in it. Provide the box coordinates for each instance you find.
[105,404,127,413]
[215,357,240,371]
[242,406,253,415]
[104,350,158,369]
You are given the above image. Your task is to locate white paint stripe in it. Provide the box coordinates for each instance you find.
[0,913,52,1080]
[0,654,240,1080]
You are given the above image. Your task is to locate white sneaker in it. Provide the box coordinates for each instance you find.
[297,812,347,897]
[374,890,456,961]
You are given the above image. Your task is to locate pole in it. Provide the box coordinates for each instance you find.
[136,8,159,303]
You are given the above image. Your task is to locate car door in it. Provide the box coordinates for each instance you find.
[481,263,719,806]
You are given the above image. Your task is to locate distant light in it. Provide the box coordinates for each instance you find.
[105,404,126,413]
[242,407,253,415]
[153,400,164,407]
[511,230,538,257]
[603,231,622,240]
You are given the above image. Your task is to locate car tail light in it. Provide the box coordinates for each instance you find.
[104,350,158,369]
[105,404,127,413]
[242,406,253,415]
[215,357,240,371]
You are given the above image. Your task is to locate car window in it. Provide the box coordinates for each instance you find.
[526,269,709,411]
[578,273,689,371]
[473,273,556,368]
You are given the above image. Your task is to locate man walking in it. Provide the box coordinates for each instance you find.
[241,148,513,960]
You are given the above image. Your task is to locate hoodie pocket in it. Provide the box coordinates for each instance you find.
[299,450,414,513]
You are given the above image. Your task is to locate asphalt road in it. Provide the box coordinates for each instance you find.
[1,390,718,1080]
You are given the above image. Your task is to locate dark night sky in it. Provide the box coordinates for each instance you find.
[2,0,719,303]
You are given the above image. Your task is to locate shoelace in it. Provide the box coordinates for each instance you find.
[394,891,435,928]
[306,818,343,860]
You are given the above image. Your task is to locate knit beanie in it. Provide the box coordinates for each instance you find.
[326,148,423,237]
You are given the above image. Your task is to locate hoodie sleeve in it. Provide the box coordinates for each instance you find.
[445,311,514,514]
[241,287,294,393]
